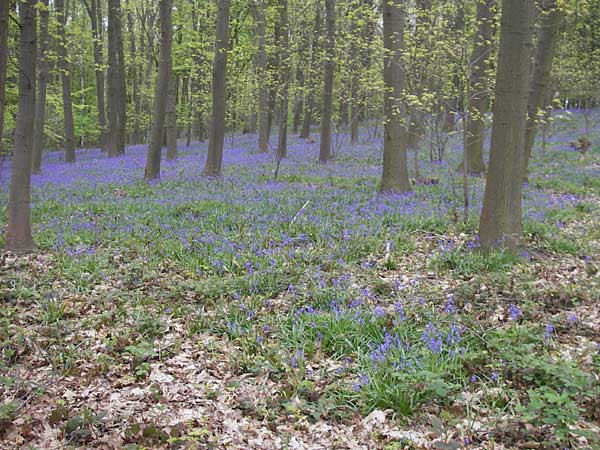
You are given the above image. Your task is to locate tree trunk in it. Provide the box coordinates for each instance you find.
[107,0,126,156]
[522,0,564,179]
[292,65,305,134]
[479,0,535,252]
[380,0,411,193]
[300,2,322,139]
[6,0,36,253]
[277,0,289,159]
[32,0,50,174]
[127,0,142,144]
[85,0,106,147]
[319,0,335,163]
[144,0,172,180]
[203,0,230,176]
[166,70,177,160]
[0,0,12,158]
[465,0,495,175]
[55,0,76,163]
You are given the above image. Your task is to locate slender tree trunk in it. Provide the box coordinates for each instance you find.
[465,0,495,175]
[166,70,177,160]
[6,0,36,253]
[479,0,535,252]
[127,0,141,144]
[107,0,125,156]
[85,0,106,147]
[350,62,360,143]
[319,0,335,163]
[277,0,289,158]
[292,66,305,134]
[203,0,230,176]
[144,0,172,180]
[55,0,76,163]
[31,0,50,174]
[117,3,127,151]
[182,76,192,147]
[0,0,12,158]
[300,2,322,139]
[522,0,564,179]
[380,0,411,193]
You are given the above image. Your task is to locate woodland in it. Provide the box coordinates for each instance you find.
[0,0,599,448]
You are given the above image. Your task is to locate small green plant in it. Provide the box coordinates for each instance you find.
[40,294,67,324]
[516,387,581,445]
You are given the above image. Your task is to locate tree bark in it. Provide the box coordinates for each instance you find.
[107,0,126,156]
[127,0,142,144]
[300,2,322,139]
[203,0,230,176]
[522,0,564,179]
[84,0,107,147]
[380,0,411,193]
[465,0,495,175]
[32,0,50,174]
[277,0,289,159]
[0,0,12,158]
[166,69,178,160]
[6,0,36,253]
[319,0,335,163]
[479,0,535,252]
[55,0,76,163]
[144,0,172,180]
[292,65,305,134]
[250,1,269,152]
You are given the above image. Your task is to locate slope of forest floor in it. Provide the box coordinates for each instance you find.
[1,112,599,449]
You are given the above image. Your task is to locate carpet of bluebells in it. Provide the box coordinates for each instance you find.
[0,111,599,449]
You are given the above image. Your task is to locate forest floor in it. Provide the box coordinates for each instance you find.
[1,112,599,449]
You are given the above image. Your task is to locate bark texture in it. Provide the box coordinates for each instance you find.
[380,0,411,193]
[277,0,290,159]
[319,0,335,163]
[32,0,50,174]
[144,0,173,180]
[479,0,535,252]
[6,0,37,253]
[0,0,11,158]
[300,2,322,139]
[465,0,495,175]
[85,0,106,147]
[107,0,126,157]
[55,0,76,163]
[204,0,230,176]
[522,0,564,178]
[250,1,269,152]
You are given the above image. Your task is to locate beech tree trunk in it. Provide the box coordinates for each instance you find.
[55,0,76,163]
[203,0,230,176]
[250,1,269,152]
[479,0,535,252]
[0,0,11,158]
[522,0,564,179]
[277,0,290,159]
[166,72,178,160]
[465,0,495,175]
[6,0,36,253]
[107,0,126,156]
[319,0,335,163]
[32,0,50,174]
[127,0,142,144]
[300,2,322,139]
[144,0,172,180]
[84,0,106,147]
[292,65,305,135]
[380,0,411,193]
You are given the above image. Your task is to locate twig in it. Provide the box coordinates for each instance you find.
[290,200,310,226]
